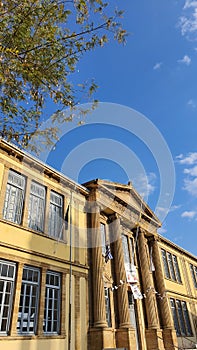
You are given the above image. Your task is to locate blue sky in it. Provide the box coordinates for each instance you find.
[43,1,197,255]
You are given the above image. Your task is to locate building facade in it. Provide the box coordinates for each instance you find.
[0,139,196,350]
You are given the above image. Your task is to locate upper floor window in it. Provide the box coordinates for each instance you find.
[43,271,61,334]
[17,266,40,334]
[190,264,197,289]
[161,249,182,283]
[48,191,63,239]
[28,181,45,232]
[100,223,106,256]
[122,234,130,265]
[170,298,192,337]
[3,170,25,224]
[0,260,16,334]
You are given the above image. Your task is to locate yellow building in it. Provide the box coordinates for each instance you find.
[0,139,196,350]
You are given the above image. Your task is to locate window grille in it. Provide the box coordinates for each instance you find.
[17,266,40,334]
[190,264,197,288]
[28,181,45,232]
[100,223,106,256]
[161,249,182,283]
[3,170,25,224]
[48,191,63,239]
[0,260,16,334]
[104,288,111,327]
[122,235,130,264]
[43,271,61,334]
[170,298,193,337]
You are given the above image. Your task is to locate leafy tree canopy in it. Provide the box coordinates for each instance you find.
[0,0,126,150]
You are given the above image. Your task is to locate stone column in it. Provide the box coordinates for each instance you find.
[151,238,178,350]
[151,238,173,329]
[138,229,159,329]
[111,217,131,328]
[90,203,107,328]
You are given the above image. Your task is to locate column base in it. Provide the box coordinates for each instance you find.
[145,329,165,350]
[116,327,137,350]
[94,320,108,328]
[163,328,178,350]
[88,328,116,350]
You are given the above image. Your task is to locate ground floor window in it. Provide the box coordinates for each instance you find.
[104,288,111,327]
[43,271,61,334]
[17,266,40,334]
[170,298,193,337]
[0,260,16,334]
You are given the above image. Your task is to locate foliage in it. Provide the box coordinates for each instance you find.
[0,0,126,150]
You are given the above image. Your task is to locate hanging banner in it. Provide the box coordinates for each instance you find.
[125,263,138,283]
[130,284,143,300]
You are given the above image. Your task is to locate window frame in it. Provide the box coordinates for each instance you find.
[104,288,112,327]
[190,264,197,289]
[17,266,40,335]
[43,271,61,335]
[48,191,63,239]
[161,249,182,283]
[3,170,26,225]
[28,181,46,232]
[100,222,107,256]
[0,260,16,335]
[170,298,193,337]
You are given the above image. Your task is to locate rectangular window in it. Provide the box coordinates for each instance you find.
[161,249,170,279]
[170,298,193,337]
[28,181,45,232]
[122,235,130,264]
[17,266,40,334]
[43,271,61,334]
[167,252,176,281]
[48,191,63,239]
[190,264,197,288]
[3,170,25,224]
[161,249,181,283]
[0,260,16,334]
[104,288,111,327]
[100,223,106,256]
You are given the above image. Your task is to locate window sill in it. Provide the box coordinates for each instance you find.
[0,334,66,340]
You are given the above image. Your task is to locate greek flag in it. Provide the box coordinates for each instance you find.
[105,245,113,263]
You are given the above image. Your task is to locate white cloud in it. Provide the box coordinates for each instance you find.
[187,99,196,108]
[177,55,191,65]
[176,152,197,165]
[181,210,197,218]
[170,204,181,212]
[184,165,197,176]
[183,177,197,195]
[133,172,156,198]
[177,152,197,197]
[179,2,197,38]
[153,62,162,70]
[183,1,197,10]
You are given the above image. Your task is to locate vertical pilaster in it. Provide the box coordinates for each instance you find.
[0,165,9,219]
[10,262,24,336]
[90,203,107,328]
[75,276,81,349]
[74,202,80,264]
[44,187,50,235]
[22,176,32,228]
[37,266,47,335]
[138,230,159,329]
[111,217,131,328]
